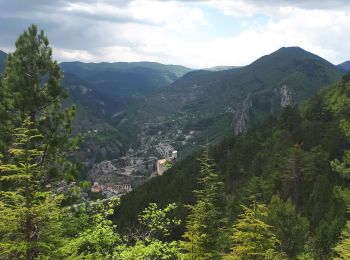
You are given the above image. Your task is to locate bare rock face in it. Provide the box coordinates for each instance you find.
[230,95,252,135]
[277,85,293,108]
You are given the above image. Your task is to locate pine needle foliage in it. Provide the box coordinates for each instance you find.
[225,202,286,260]
[182,148,227,259]
[0,118,63,259]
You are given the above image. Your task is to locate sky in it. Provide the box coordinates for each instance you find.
[1,0,350,68]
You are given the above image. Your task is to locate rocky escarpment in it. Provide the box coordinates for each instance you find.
[229,85,293,135]
[277,85,293,108]
[227,95,252,135]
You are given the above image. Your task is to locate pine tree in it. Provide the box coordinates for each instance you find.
[267,195,309,258]
[281,145,317,208]
[181,148,227,259]
[331,119,350,259]
[331,119,350,180]
[0,118,63,258]
[225,202,286,259]
[0,24,77,181]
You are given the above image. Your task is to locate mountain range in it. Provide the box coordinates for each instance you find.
[115,47,344,161]
[0,47,349,188]
[337,60,350,72]
[115,67,350,259]
[60,61,192,164]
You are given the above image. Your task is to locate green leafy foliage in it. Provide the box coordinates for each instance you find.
[116,239,183,260]
[139,203,181,239]
[163,160,173,170]
[59,198,121,259]
[333,221,350,259]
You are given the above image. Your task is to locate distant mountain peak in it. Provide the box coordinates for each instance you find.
[277,46,305,52]
[249,46,333,70]
[337,60,350,72]
[273,46,322,59]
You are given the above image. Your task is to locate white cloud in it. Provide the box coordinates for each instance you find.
[63,0,205,30]
[54,48,96,61]
[2,0,350,68]
[208,0,350,17]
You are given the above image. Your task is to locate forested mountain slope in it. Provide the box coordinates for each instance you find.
[60,61,192,117]
[2,24,350,258]
[115,73,350,258]
[116,47,343,158]
[58,61,191,164]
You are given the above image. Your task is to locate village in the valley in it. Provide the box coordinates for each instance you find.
[89,149,178,198]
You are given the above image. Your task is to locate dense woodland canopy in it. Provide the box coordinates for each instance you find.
[0,25,350,259]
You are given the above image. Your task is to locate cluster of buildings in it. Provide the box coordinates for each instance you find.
[90,149,178,198]
[91,182,132,198]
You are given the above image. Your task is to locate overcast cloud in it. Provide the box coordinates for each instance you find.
[1,0,350,68]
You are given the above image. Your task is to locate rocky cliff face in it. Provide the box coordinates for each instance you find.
[229,86,293,135]
[277,85,293,107]
[229,95,252,135]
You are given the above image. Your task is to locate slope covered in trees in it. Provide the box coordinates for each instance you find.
[116,47,343,159]
[0,25,187,259]
[2,25,350,259]
[60,61,192,118]
[116,72,350,258]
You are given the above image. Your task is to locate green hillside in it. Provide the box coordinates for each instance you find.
[2,25,350,259]
[115,73,350,258]
[59,61,192,164]
[61,61,192,117]
[116,47,343,158]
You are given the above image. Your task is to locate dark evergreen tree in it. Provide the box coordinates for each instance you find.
[181,148,227,259]
[0,24,78,181]
[331,119,350,259]
[267,195,309,258]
